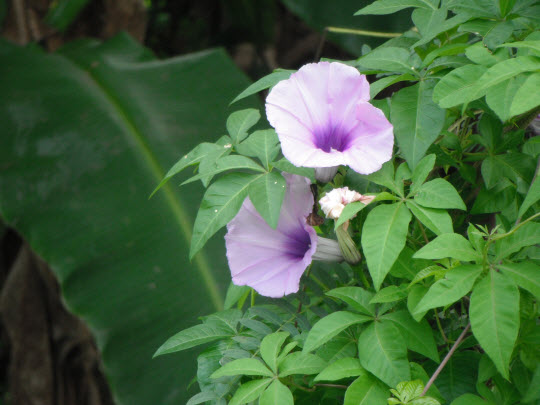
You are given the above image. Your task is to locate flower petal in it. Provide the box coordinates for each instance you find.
[343,102,394,174]
[266,61,392,174]
[225,174,317,297]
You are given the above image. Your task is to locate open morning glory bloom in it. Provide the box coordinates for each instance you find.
[225,174,342,298]
[266,61,394,176]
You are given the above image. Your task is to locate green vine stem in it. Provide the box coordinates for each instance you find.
[327,26,402,38]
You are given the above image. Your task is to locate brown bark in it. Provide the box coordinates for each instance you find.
[0,236,114,405]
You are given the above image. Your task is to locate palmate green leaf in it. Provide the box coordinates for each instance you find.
[369,74,416,98]
[482,152,536,189]
[0,34,260,405]
[408,285,429,322]
[314,357,365,382]
[423,43,470,67]
[483,20,515,49]
[466,42,509,67]
[326,286,376,316]
[316,336,357,364]
[260,332,289,374]
[248,171,286,229]
[362,203,412,290]
[335,201,370,229]
[510,72,540,117]
[498,262,540,298]
[413,178,466,210]
[390,246,429,280]
[197,142,233,187]
[498,40,540,54]
[181,155,266,186]
[523,364,540,403]
[186,391,219,405]
[279,352,327,377]
[229,378,272,405]
[468,56,540,105]
[370,285,409,304]
[410,154,436,195]
[498,0,515,17]
[358,321,411,387]
[363,160,402,195]
[414,233,481,261]
[411,7,471,48]
[271,158,315,181]
[518,174,540,218]
[471,179,516,215]
[413,265,483,314]
[383,310,440,363]
[495,221,540,260]
[259,380,293,405]
[433,65,487,108]
[409,265,446,288]
[485,75,528,122]
[470,270,520,378]
[224,283,250,309]
[355,0,437,15]
[407,201,453,235]
[151,142,223,197]
[190,172,264,259]
[154,323,234,357]
[203,308,242,332]
[450,394,488,405]
[211,358,273,378]
[391,81,446,170]
[231,70,294,104]
[226,108,261,144]
[358,47,418,73]
[392,380,424,402]
[237,129,280,170]
[303,311,372,353]
[344,374,389,405]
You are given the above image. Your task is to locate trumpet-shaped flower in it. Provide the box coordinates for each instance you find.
[225,174,342,298]
[266,61,393,175]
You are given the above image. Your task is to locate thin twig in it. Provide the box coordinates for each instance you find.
[327,26,402,38]
[13,0,29,44]
[422,323,471,396]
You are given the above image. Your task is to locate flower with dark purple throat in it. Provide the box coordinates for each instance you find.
[266,61,394,182]
[225,174,343,298]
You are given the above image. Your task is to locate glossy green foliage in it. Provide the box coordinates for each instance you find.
[0,34,259,405]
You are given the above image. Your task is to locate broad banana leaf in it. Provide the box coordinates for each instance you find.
[0,33,258,405]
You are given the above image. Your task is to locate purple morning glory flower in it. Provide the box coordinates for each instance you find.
[266,61,394,175]
[225,174,342,298]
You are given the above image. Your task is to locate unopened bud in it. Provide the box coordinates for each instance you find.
[336,225,361,265]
